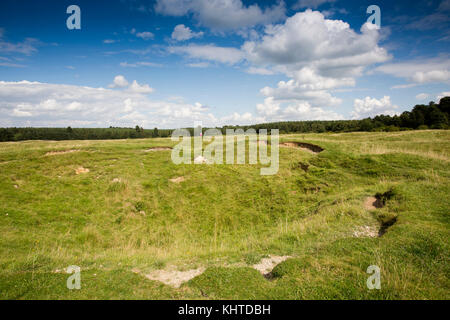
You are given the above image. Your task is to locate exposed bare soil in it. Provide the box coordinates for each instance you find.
[169,176,185,183]
[45,150,80,156]
[145,268,205,288]
[252,255,291,278]
[364,196,383,210]
[75,167,90,175]
[353,225,378,238]
[280,142,324,153]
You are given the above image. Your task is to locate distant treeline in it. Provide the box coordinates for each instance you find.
[0,126,172,142]
[230,97,450,134]
[0,97,449,142]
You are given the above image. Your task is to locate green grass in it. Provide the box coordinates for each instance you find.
[0,131,449,299]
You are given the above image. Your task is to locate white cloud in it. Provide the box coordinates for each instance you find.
[351,96,400,119]
[246,67,274,75]
[416,93,429,100]
[124,98,134,112]
[220,111,260,125]
[281,101,343,120]
[154,0,286,31]
[256,97,343,121]
[136,31,154,40]
[391,83,418,89]
[0,36,40,56]
[411,70,450,83]
[171,24,204,41]
[242,11,388,75]
[103,39,116,44]
[169,44,244,64]
[260,79,343,106]
[242,10,389,109]
[128,80,154,94]
[186,62,210,68]
[437,91,450,102]
[0,80,222,128]
[376,56,450,85]
[256,97,281,116]
[109,75,129,88]
[12,108,32,117]
[109,76,154,94]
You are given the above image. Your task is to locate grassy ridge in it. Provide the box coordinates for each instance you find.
[0,131,449,299]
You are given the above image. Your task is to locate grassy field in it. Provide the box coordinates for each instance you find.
[0,130,449,299]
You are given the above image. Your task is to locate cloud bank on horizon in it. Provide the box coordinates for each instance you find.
[0,0,449,128]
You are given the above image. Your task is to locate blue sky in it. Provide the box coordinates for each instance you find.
[0,0,449,128]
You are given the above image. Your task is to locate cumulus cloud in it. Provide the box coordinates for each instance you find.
[260,79,343,106]
[109,75,129,88]
[376,56,450,86]
[166,10,389,112]
[0,78,285,128]
[169,44,244,64]
[256,96,343,121]
[220,111,263,125]
[256,97,281,116]
[242,11,388,76]
[351,96,399,119]
[171,24,204,41]
[154,0,286,31]
[128,80,154,94]
[0,80,222,128]
[241,10,389,110]
[109,76,154,94]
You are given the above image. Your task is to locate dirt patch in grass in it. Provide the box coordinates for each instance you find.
[364,196,383,210]
[365,188,396,210]
[144,147,172,152]
[353,225,379,238]
[252,255,291,279]
[45,149,80,156]
[169,176,185,183]
[145,268,205,288]
[280,142,324,154]
[75,167,90,175]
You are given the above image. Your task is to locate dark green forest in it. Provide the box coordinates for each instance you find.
[1,97,449,142]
